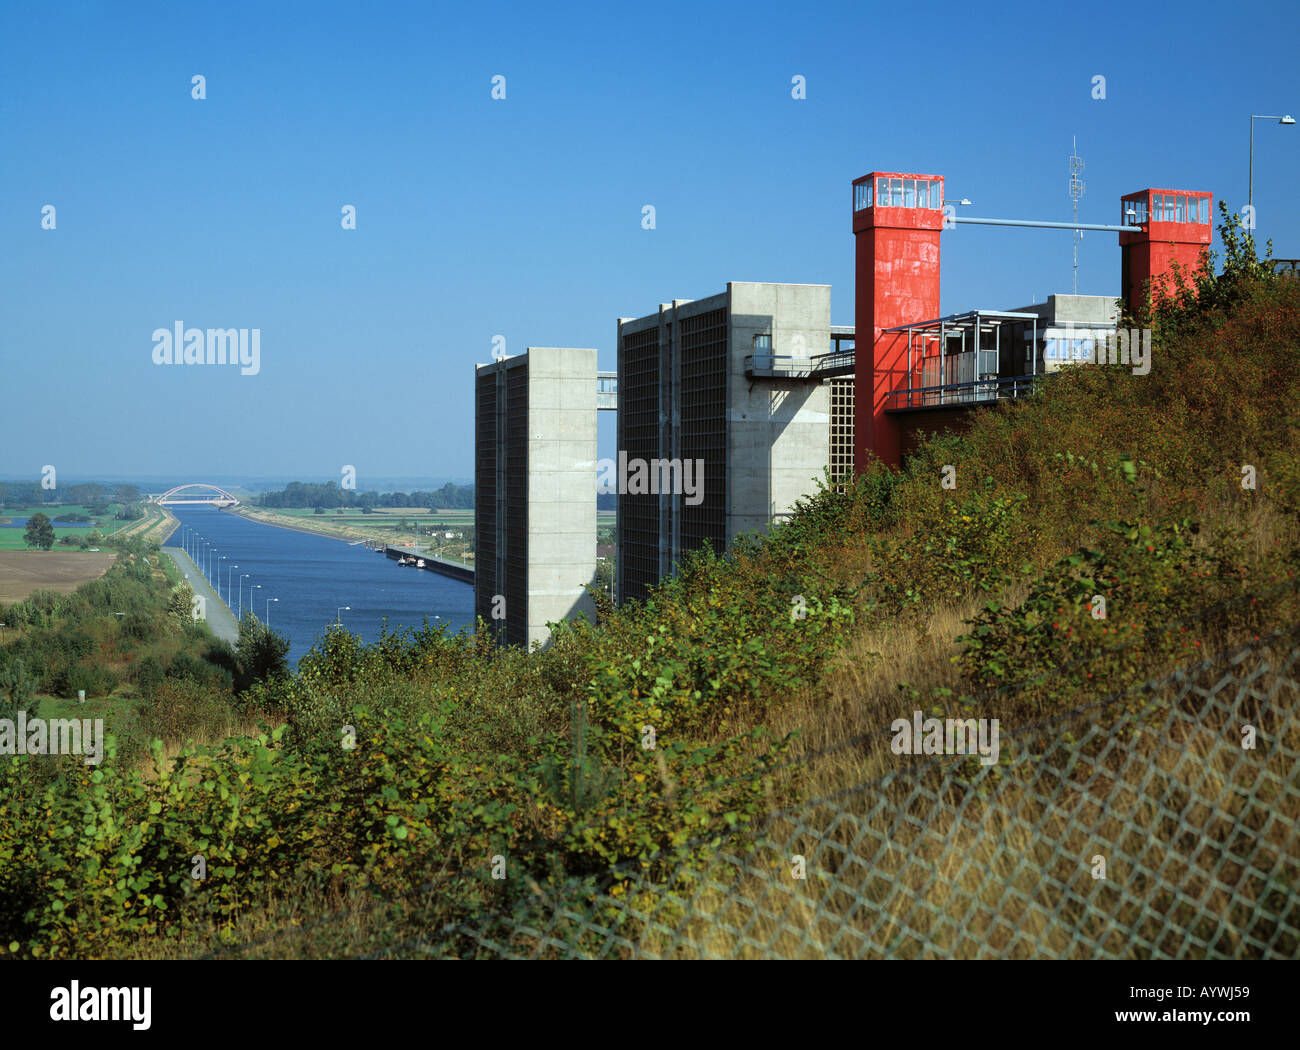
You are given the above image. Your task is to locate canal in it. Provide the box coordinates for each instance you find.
[166,506,474,667]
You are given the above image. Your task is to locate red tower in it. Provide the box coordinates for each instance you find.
[1119,189,1213,316]
[852,171,944,471]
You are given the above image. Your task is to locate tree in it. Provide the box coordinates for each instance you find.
[23,512,55,550]
[233,612,290,691]
[68,482,105,506]
[1145,200,1279,334]
[0,658,37,722]
[168,582,195,631]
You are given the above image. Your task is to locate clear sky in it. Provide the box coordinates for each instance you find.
[2,0,1297,484]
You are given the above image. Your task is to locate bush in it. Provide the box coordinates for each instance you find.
[51,662,117,701]
[134,656,165,699]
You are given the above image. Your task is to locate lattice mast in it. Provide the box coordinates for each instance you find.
[1069,137,1086,294]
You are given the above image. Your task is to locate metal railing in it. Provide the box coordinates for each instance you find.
[884,373,1039,411]
[743,351,856,379]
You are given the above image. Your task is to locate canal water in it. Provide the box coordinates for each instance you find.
[166,506,474,667]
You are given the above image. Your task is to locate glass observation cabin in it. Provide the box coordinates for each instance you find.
[1120,189,1212,226]
[854,174,944,212]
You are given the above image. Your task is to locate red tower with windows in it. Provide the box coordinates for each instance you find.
[1119,189,1213,315]
[852,171,945,471]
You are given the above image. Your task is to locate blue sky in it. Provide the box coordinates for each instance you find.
[2,0,1297,484]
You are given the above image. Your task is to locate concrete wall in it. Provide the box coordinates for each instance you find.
[525,347,598,647]
[726,282,832,538]
[1006,295,1121,326]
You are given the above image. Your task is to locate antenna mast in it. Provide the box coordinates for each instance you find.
[1069,136,1086,293]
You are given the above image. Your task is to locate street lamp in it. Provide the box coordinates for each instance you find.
[265,597,278,625]
[1249,114,1296,210]
[226,562,237,605]
[335,605,350,626]
[239,574,250,618]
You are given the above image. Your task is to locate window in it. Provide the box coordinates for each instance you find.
[865,176,942,209]
[752,334,771,352]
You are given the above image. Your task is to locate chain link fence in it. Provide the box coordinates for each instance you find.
[394,624,1300,959]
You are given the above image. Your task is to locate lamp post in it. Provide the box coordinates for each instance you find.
[218,555,227,601]
[226,562,237,605]
[335,605,350,626]
[265,597,278,625]
[239,574,250,619]
[1249,114,1296,210]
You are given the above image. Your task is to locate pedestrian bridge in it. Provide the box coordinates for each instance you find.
[152,483,240,507]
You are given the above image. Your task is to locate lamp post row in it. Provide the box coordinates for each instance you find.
[177,524,351,632]
[180,525,279,625]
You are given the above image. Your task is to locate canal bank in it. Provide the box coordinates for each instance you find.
[163,546,239,645]
[230,507,474,584]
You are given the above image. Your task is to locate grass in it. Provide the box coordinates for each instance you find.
[0,503,136,550]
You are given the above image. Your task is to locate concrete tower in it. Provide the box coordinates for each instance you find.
[1119,189,1213,316]
[852,171,945,470]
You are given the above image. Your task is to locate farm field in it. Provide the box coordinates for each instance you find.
[0,550,118,602]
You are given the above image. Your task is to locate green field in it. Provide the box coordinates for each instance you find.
[0,504,133,551]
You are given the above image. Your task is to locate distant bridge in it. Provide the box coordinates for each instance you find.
[152,483,241,507]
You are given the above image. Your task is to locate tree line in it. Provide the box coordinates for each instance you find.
[0,481,141,510]
[257,480,473,510]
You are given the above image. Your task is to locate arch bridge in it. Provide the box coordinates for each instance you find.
[153,483,241,507]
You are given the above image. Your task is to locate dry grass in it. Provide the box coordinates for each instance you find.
[0,550,117,602]
[631,644,1300,959]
